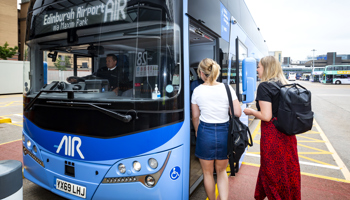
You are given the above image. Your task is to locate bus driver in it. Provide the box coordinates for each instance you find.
[67,54,130,94]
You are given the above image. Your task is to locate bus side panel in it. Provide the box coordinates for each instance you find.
[92,145,184,200]
[183,0,190,199]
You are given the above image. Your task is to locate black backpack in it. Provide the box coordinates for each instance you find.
[224,84,253,176]
[270,82,314,136]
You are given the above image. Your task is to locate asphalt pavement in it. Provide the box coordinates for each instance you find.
[1,81,350,199]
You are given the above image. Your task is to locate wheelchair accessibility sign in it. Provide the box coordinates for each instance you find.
[170,166,181,180]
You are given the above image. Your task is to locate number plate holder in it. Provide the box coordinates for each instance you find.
[55,178,86,198]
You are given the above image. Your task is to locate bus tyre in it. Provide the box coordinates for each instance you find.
[336,80,341,84]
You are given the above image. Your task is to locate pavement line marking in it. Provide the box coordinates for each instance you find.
[302,130,320,134]
[250,120,261,143]
[299,161,340,170]
[297,135,325,143]
[4,101,14,107]
[0,120,23,127]
[297,143,332,154]
[242,162,350,184]
[8,123,23,127]
[245,153,340,170]
[1,113,23,117]
[0,139,21,146]
[298,152,333,154]
[252,141,261,145]
[301,172,350,184]
[316,94,350,97]
[314,120,350,181]
[298,155,337,167]
[242,162,260,167]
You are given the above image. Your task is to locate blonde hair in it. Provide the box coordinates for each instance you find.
[197,58,221,85]
[260,56,288,84]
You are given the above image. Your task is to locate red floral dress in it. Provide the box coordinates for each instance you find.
[254,118,301,200]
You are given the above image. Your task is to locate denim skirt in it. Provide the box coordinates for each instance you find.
[195,120,229,160]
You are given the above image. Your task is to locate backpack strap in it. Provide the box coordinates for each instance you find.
[224,84,234,118]
[269,81,281,89]
[224,84,237,176]
[268,81,281,120]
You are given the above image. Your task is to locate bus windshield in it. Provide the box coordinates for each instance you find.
[25,0,181,103]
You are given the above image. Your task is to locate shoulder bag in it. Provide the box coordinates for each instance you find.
[224,84,253,176]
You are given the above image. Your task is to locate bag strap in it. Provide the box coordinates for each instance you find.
[224,84,234,118]
[271,81,308,91]
[270,81,281,89]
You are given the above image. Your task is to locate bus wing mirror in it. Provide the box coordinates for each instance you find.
[88,45,105,56]
[48,51,58,62]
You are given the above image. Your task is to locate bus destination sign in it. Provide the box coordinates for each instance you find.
[38,0,127,34]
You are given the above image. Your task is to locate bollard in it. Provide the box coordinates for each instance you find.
[0,160,23,200]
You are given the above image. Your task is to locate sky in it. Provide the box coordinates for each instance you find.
[244,0,350,61]
[16,0,350,61]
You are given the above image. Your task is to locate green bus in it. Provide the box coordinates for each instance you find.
[322,65,350,84]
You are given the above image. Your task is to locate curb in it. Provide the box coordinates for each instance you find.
[0,117,12,124]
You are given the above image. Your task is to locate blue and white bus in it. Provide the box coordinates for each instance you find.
[22,0,268,199]
[287,72,296,81]
[310,67,325,82]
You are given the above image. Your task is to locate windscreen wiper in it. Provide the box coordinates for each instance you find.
[24,89,95,112]
[46,101,132,123]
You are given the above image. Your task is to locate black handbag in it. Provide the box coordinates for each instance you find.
[224,84,253,176]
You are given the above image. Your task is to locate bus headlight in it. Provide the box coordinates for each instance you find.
[148,158,158,169]
[133,161,141,171]
[27,140,31,148]
[145,175,155,187]
[118,163,126,174]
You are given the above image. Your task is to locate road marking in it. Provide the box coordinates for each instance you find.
[248,119,350,181]
[245,153,340,170]
[297,143,333,154]
[297,135,325,143]
[314,120,350,180]
[0,94,22,98]
[298,155,336,167]
[250,121,261,145]
[8,123,23,127]
[0,139,21,146]
[1,113,22,117]
[0,101,22,107]
[316,94,350,97]
[242,162,350,184]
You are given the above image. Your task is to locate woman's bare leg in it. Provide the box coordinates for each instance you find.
[215,159,229,200]
[199,159,215,200]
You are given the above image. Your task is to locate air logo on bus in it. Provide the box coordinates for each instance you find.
[56,136,85,159]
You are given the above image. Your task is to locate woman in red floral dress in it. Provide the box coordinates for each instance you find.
[243,56,301,200]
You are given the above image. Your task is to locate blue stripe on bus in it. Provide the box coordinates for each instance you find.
[23,117,183,161]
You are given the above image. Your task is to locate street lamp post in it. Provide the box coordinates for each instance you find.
[311,49,316,81]
[311,49,316,69]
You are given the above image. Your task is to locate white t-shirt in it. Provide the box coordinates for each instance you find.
[191,83,238,123]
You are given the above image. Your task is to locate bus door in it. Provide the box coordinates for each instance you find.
[188,21,219,194]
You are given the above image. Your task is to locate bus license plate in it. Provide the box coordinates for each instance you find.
[56,178,86,199]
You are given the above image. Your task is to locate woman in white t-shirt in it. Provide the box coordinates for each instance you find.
[191,58,241,200]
